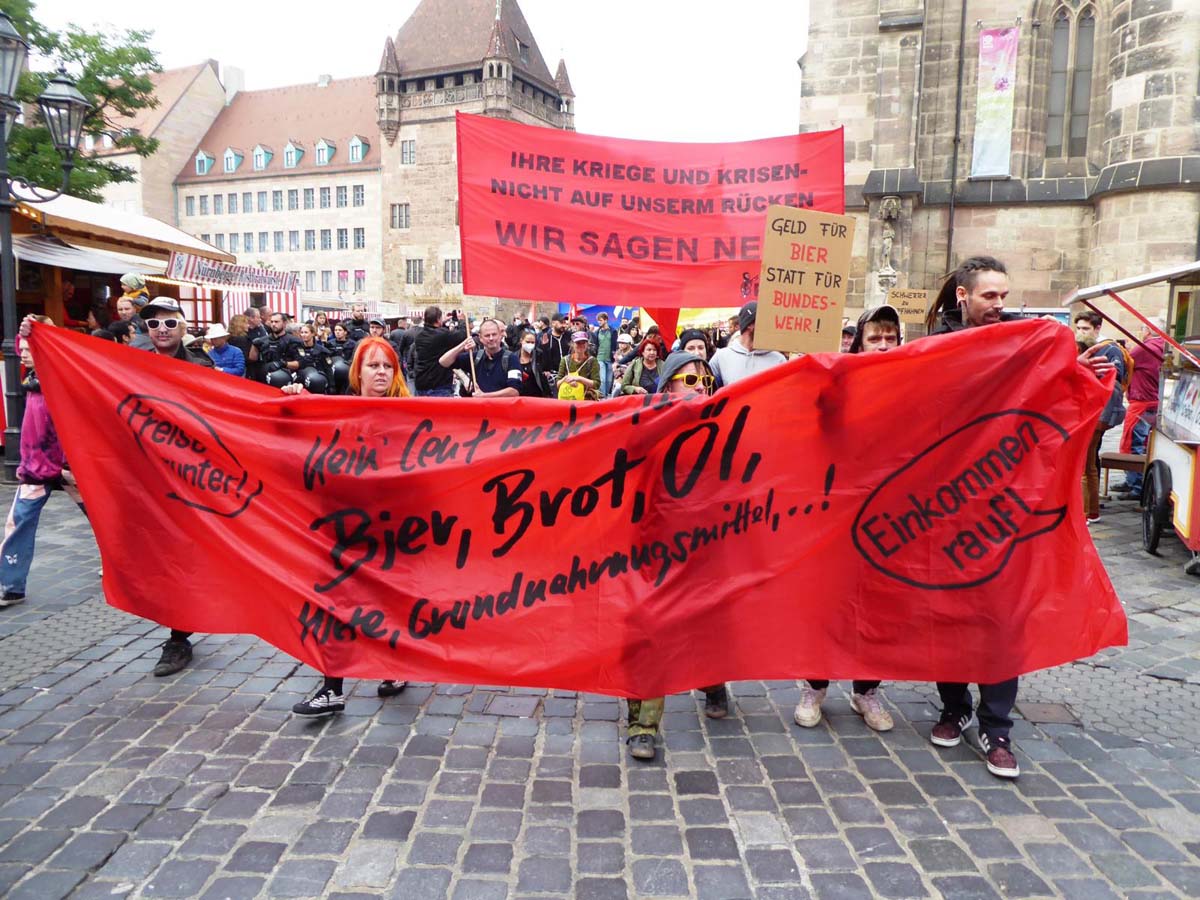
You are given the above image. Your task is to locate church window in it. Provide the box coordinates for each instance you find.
[1046,5,1097,159]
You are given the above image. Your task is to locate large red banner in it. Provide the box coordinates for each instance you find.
[457,113,845,308]
[33,321,1125,696]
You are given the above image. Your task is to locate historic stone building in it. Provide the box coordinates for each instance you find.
[96,61,233,224]
[798,0,1199,324]
[374,0,575,317]
[167,0,572,318]
[174,76,384,309]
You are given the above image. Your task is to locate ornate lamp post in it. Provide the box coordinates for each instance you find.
[0,12,91,480]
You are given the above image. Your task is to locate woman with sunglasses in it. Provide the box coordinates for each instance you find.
[623,350,725,762]
[281,337,411,715]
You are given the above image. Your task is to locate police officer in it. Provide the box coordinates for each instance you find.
[294,322,333,394]
[251,312,303,387]
[346,303,370,342]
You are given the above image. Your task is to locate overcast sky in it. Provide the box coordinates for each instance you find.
[36,0,809,143]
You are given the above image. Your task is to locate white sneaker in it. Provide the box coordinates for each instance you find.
[851,689,894,732]
[793,686,826,728]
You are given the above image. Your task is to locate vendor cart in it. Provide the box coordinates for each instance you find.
[1065,260,1200,577]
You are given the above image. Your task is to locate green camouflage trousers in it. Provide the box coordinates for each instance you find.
[627,696,664,737]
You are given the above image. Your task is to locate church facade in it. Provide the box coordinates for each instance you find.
[798,0,1199,322]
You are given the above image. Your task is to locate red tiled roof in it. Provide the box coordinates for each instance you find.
[393,0,557,92]
[175,76,379,184]
[95,61,219,157]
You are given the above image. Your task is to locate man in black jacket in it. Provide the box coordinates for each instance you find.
[925,256,1113,781]
[413,306,467,397]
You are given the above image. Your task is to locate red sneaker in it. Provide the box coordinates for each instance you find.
[930,708,973,747]
[981,733,1020,778]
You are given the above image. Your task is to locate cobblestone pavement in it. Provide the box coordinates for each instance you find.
[0,484,1198,899]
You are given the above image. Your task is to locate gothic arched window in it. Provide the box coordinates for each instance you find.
[1046,5,1096,158]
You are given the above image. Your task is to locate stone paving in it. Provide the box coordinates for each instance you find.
[0,484,1198,899]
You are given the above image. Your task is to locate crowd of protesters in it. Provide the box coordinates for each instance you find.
[6,255,1133,782]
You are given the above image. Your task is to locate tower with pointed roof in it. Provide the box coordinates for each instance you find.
[374,0,575,308]
[554,59,575,132]
[376,37,401,145]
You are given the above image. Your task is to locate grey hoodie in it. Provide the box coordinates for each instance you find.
[709,333,786,386]
[656,351,714,392]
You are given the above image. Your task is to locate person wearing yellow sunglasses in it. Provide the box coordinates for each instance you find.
[625,350,722,762]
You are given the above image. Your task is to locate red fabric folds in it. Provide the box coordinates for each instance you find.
[32,319,1125,696]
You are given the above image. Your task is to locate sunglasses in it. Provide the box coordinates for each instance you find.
[146,318,182,330]
[670,372,715,388]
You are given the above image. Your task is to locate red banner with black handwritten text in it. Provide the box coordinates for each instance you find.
[33,321,1125,696]
[457,112,844,308]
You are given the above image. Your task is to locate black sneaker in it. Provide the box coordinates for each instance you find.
[627,733,656,761]
[292,687,345,717]
[152,639,192,677]
[0,591,25,608]
[377,680,407,697]
[703,685,729,719]
[930,707,973,747]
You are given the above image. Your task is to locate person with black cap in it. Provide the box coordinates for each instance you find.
[676,328,713,360]
[709,301,787,387]
[367,316,388,339]
[840,323,857,352]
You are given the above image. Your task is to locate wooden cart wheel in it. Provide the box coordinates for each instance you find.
[1141,462,1172,555]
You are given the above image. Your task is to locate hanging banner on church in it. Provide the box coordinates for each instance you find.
[32,319,1125,696]
[456,112,844,310]
[970,27,1020,177]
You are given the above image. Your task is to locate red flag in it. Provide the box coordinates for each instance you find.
[32,320,1125,696]
[457,112,843,309]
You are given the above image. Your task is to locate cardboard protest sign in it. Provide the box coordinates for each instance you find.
[32,320,1125,697]
[753,206,857,354]
[887,288,933,324]
[457,112,844,308]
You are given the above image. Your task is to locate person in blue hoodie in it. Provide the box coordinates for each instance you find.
[204,323,246,377]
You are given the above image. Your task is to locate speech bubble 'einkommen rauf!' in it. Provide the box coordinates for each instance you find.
[117,394,263,518]
[852,410,1070,590]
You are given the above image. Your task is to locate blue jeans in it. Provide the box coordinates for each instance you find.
[599,360,613,397]
[416,386,455,398]
[1122,417,1151,493]
[0,483,54,595]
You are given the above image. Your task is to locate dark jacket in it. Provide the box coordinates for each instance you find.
[414,325,467,392]
[161,341,214,368]
[929,308,1021,335]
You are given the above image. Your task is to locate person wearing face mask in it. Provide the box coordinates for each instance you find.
[512,329,550,398]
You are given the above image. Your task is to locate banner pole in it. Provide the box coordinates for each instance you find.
[467,317,478,391]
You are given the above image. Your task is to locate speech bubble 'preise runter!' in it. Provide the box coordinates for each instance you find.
[851,410,1070,590]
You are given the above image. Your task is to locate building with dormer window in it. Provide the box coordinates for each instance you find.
[172,0,574,316]
[94,60,236,223]
[175,75,383,308]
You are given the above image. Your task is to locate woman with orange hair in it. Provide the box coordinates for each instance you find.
[281,336,409,715]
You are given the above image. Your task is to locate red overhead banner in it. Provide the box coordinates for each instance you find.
[33,320,1125,696]
[456,113,845,308]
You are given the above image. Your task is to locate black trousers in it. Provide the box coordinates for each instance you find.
[808,679,881,694]
[936,678,1019,738]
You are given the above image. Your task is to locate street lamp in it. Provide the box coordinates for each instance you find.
[0,12,91,481]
